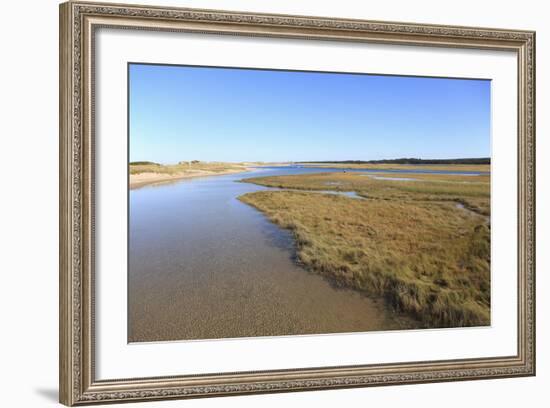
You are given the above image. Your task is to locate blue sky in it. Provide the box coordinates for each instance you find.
[129,63,491,164]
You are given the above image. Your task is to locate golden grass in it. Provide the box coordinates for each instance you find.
[300,163,490,172]
[244,172,491,216]
[239,171,491,328]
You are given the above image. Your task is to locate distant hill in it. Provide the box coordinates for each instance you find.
[300,158,490,165]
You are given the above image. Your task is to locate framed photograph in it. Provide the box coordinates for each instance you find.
[59,1,536,405]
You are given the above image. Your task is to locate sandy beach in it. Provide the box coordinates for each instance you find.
[130,168,250,189]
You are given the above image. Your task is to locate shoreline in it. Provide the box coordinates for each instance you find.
[130,168,251,189]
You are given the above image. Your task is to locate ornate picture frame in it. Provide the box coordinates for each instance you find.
[59,1,535,405]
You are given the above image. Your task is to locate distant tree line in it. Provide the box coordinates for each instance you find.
[300,157,490,165]
[178,160,201,164]
[130,160,204,166]
[129,161,160,166]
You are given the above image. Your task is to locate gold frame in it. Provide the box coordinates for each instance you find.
[59,1,536,405]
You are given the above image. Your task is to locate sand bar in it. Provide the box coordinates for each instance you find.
[130,168,250,189]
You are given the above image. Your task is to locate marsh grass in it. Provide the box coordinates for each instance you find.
[244,172,491,216]
[239,171,491,328]
[300,163,490,172]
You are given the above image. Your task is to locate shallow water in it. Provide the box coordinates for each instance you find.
[128,166,482,342]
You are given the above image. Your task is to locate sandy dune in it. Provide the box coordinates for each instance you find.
[130,168,249,189]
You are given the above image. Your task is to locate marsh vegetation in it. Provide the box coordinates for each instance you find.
[239,170,490,328]
[299,162,490,173]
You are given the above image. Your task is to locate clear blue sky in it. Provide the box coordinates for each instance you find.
[129,63,491,164]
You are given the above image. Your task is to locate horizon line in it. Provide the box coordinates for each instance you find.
[130,156,491,165]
